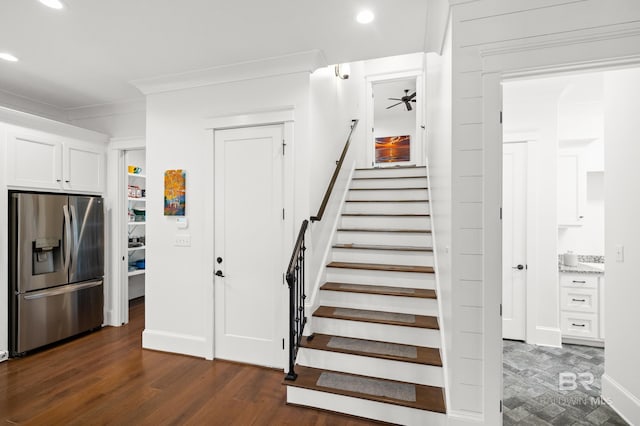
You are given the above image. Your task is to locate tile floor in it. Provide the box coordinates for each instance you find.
[503,340,628,425]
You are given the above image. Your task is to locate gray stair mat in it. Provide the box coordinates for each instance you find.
[333,307,416,324]
[337,283,416,294]
[317,371,416,402]
[327,336,417,359]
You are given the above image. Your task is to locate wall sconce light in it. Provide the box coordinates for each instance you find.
[335,63,351,80]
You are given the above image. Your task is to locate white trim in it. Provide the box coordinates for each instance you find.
[602,374,640,425]
[107,137,145,327]
[365,70,426,168]
[131,50,326,95]
[204,108,295,364]
[142,329,207,358]
[204,107,294,130]
[447,410,485,425]
[533,326,562,348]
[66,99,146,121]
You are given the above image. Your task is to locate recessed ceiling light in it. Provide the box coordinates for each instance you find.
[356,10,375,24]
[39,0,65,9]
[0,52,19,62]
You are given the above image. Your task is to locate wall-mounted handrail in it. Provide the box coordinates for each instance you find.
[310,119,359,222]
[284,219,308,381]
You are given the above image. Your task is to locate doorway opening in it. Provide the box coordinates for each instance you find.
[366,72,424,168]
[500,69,626,424]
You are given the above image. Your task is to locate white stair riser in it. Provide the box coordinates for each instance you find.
[343,201,429,215]
[347,189,428,201]
[312,317,441,347]
[351,177,427,189]
[326,268,435,289]
[332,248,434,267]
[319,290,438,316]
[297,348,444,387]
[335,230,431,246]
[354,168,428,179]
[340,215,430,230]
[286,387,447,426]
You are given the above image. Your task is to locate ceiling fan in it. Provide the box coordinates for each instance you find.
[387,89,417,111]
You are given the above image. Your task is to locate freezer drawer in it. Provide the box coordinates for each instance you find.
[12,280,103,355]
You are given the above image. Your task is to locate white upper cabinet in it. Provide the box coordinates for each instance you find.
[557,149,586,227]
[5,125,105,194]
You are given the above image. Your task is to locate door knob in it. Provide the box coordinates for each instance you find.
[512,264,524,270]
[216,257,223,264]
[215,270,225,277]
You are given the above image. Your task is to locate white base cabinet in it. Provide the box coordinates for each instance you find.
[5,125,105,193]
[560,272,605,344]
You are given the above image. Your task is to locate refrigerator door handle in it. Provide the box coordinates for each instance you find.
[23,280,103,300]
[63,204,72,274]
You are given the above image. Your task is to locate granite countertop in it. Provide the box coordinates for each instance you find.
[558,262,604,274]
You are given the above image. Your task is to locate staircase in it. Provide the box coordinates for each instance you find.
[285,166,447,425]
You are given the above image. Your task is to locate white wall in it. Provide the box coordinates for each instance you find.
[602,68,640,425]
[143,72,311,358]
[425,16,453,413]
[448,0,640,421]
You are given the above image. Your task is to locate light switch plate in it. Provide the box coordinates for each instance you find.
[175,234,191,247]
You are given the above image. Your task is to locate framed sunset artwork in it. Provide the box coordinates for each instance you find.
[375,135,410,163]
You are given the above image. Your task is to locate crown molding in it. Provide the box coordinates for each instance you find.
[65,98,146,121]
[0,106,108,143]
[130,49,328,96]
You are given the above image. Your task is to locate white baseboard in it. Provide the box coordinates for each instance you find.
[530,326,562,348]
[446,410,484,425]
[602,373,640,425]
[0,350,8,363]
[103,309,120,327]
[142,329,206,358]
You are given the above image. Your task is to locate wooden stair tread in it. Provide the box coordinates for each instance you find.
[300,333,442,366]
[355,166,427,171]
[327,262,434,274]
[285,366,446,413]
[337,228,432,234]
[345,199,429,203]
[321,282,436,299]
[349,187,428,191]
[342,213,430,217]
[332,243,433,252]
[313,306,439,329]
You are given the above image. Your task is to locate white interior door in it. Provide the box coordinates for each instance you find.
[502,142,527,340]
[214,125,284,368]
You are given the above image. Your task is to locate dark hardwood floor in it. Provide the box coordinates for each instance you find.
[0,299,379,425]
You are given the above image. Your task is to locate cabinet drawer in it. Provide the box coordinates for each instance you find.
[561,312,598,339]
[560,274,598,289]
[561,287,598,313]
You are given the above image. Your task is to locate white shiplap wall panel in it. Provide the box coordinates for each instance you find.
[458,280,483,307]
[448,0,640,421]
[455,177,483,202]
[456,124,483,150]
[457,150,483,176]
[455,358,483,386]
[457,202,483,228]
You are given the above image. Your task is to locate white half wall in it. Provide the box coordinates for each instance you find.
[602,68,640,425]
[425,16,454,414]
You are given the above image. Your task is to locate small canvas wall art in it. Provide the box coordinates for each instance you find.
[375,135,410,163]
[164,169,186,216]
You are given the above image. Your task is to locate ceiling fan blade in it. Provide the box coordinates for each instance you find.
[386,102,403,109]
[405,102,413,111]
[407,92,417,100]
[388,98,403,101]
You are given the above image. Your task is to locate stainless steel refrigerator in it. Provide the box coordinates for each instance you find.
[9,192,104,356]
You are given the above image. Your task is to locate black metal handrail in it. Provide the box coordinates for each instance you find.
[285,219,308,381]
[310,119,359,222]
